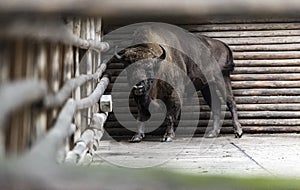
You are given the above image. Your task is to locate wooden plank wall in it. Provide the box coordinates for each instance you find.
[0,17,101,155]
[103,19,300,137]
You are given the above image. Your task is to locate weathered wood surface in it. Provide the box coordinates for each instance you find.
[3,0,300,18]
[3,136,300,190]
[44,63,107,107]
[1,18,110,51]
[76,75,110,110]
[0,80,47,128]
[65,113,107,164]
[0,16,110,156]
[94,134,300,177]
[103,20,300,136]
[185,23,300,32]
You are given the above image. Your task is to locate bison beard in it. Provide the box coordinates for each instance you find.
[111,25,243,142]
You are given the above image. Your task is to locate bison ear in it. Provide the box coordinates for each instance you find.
[114,46,125,60]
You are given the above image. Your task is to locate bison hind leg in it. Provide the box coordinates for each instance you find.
[223,74,243,138]
[201,84,222,138]
[161,115,176,142]
[161,97,181,142]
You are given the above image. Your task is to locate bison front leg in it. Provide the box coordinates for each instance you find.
[201,84,222,138]
[130,121,145,143]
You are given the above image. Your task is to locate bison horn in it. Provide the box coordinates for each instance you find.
[114,46,124,60]
[158,45,166,60]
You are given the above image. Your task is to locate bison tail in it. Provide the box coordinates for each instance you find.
[223,43,235,73]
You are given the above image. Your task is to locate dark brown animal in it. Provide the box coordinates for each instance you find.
[113,23,243,142]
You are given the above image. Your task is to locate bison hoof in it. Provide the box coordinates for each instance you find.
[129,134,145,143]
[161,136,173,142]
[234,130,243,138]
[204,130,219,138]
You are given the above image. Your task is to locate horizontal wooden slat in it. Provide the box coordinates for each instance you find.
[104,126,300,136]
[233,88,300,96]
[103,34,132,40]
[112,103,300,113]
[237,104,300,111]
[233,51,300,60]
[231,73,300,81]
[235,96,300,104]
[230,44,300,51]
[232,81,300,88]
[111,73,300,83]
[233,67,300,74]
[108,111,300,122]
[234,59,300,67]
[109,74,300,85]
[214,36,300,45]
[108,81,300,90]
[105,119,300,128]
[106,59,300,68]
[112,95,300,106]
[106,30,300,40]
[106,19,300,33]
[107,63,124,69]
[186,23,300,32]
[199,29,300,37]
[110,87,300,97]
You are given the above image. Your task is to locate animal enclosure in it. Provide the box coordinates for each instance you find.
[2,1,300,188]
[103,18,300,138]
[1,0,300,158]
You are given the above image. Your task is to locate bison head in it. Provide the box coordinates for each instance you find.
[115,43,166,97]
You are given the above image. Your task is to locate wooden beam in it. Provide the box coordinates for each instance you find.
[233,51,300,60]
[76,75,110,110]
[234,59,300,67]
[44,63,107,108]
[1,0,300,17]
[1,18,110,51]
[186,23,300,32]
[65,113,107,164]
[0,80,47,128]
[24,99,76,164]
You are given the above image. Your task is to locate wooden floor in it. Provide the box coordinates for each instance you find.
[92,134,300,177]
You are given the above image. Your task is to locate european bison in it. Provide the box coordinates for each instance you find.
[112,23,243,142]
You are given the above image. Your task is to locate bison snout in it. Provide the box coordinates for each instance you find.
[133,85,146,96]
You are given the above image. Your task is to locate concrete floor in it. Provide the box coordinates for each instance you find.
[92,134,300,177]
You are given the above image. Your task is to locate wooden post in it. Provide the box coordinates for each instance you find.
[0,41,10,156]
[65,113,107,164]
[47,44,60,128]
[86,18,93,125]
[22,41,34,152]
[34,44,48,141]
[73,18,82,143]
[8,39,24,154]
